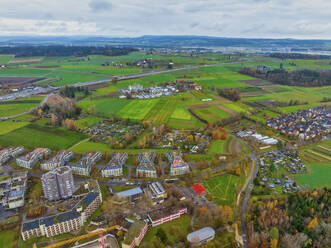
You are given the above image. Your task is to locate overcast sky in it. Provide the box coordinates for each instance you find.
[0,0,331,39]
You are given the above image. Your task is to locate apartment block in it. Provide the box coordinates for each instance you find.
[21,180,102,241]
[101,151,128,177]
[41,150,73,171]
[70,151,102,176]
[16,148,51,169]
[0,146,25,165]
[41,166,75,201]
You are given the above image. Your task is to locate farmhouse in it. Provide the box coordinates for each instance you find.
[136,151,157,178]
[21,180,102,241]
[0,146,25,165]
[70,151,102,176]
[16,148,51,169]
[101,151,128,177]
[166,151,190,176]
[41,150,74,171]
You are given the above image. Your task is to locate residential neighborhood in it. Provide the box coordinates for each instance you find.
[266,106,331,140]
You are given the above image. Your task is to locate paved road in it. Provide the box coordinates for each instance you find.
[72,60,250,87]
[0,92,55,120]
[241,154,258,248]
[232,133,259,248]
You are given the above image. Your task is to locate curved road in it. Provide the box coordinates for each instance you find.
[231,134,258,248]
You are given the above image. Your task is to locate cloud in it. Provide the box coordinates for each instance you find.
[0,0,330,38]
[89,0,112,12]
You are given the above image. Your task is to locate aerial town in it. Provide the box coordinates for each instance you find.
[0,29,331,248]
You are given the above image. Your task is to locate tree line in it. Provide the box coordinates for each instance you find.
[246,188,331,248]
[269,53,331,60]
[0,46,138,57]
[240,67,331,87]
[217,88,241,101]
[59,86,89,98]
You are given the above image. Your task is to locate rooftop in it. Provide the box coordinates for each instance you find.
[117,187,143,198]
[187,227,215,243]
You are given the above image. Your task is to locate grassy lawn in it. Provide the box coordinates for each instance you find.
[170,106,192,120]
[279,102,331,114]
[0,54,14,64]
[295,162,331,189]
[222,102,252,113]
[77,99,129,117]
[119,99,160,121]
[0,102,39,117]
[204,174,245,208]
[0,230,16,247]
[144,97,178,125]
[0,120,30,135]
[91,85,118,97]
[167,117,205,129]
[142,215,191,244]
[0,123,87,150]
[193,105,231,123]
[76,116,103,129]
[208,140,227,154]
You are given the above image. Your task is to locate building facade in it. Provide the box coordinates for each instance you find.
[148,207,187,227]
[166,151,190,176]
[16,148,51,169]
[122,221,148,248]
[0,171,28,209]
[70,151,102,176]
[21,181,102,241]
[136,151,157,178]
[0,146,25,165]
[41,150,74,171]
[101,152,128,177]
[41,166,75,201]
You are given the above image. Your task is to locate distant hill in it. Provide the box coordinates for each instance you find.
[0,35,331,51]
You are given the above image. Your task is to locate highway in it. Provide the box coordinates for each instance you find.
[71,60,249,87]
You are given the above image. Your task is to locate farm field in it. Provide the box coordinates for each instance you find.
[204,173,245,208]
[208,140,227,154]
[0,102,39,117]
[90,84,118,97]
[0,54,14,64]
[279,102,331,114]
[118,99,160,121]
[0,230,16,247]
[76,116,103,129]
[301,140,331,164]
[0,124,87,150]
[77,99,129,117]
[0,120,30,135]
[144,97,178,125]
[222,102,252,113]
[192,104,231,123]
[71,139,167,156]
[295,162,331,189]
[243,85,331,103]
